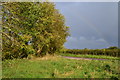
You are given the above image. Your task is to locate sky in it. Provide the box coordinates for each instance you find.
[55,2,118,49]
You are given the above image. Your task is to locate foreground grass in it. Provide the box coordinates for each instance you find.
[2,55,119,78]
[60,53,119,60]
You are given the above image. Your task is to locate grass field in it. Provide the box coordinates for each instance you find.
[2,55,119,79]
[60,53,119,60]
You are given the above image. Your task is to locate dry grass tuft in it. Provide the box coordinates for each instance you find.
[62,71,74,77]
[29,54,61,61]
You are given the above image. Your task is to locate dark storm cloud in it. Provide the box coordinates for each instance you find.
[55,2,118,49]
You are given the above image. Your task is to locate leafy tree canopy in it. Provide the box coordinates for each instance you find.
[2,2,69,60]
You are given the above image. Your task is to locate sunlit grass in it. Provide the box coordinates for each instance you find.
[2,55,119,78]
[60,53,119,60]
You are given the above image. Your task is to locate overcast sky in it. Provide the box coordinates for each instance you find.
[55,2,118,49]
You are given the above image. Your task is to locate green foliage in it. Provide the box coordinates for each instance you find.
[107,46,119,49]
[2,2,69,60]
[62,48,119,57]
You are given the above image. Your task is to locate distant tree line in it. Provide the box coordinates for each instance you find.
[107,46,119,49]
[62,46,119,57]
[2,2,69,60]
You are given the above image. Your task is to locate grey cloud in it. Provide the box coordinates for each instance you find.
[55,2,118,49]
[65,36,110,49]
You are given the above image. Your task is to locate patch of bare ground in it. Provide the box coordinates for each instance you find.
[63,56,107,61]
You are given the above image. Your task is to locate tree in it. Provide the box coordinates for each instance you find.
[2,2,69,60]
[107,46,119,49]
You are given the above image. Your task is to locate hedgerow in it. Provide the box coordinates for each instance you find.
[62,49,119,57]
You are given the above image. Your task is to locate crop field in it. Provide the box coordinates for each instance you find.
[2,55,119,79]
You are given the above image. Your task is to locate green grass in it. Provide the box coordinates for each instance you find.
[60,53,119,60]
[2,55,119,78]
